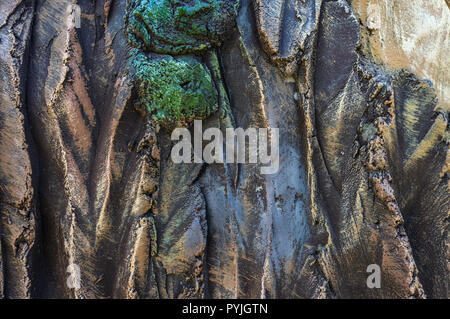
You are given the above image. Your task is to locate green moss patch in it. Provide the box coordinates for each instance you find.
[132,53,219,127]
[126,0,239,55]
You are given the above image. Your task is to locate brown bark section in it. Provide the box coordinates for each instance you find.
[0,0,36,298]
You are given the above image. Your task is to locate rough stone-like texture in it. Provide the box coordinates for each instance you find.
[0,0,37,299]
[0,0,447,299]
[131,53,218,128]
[126,0,240,54]
[253,0,321,75]
[352,0,449,112]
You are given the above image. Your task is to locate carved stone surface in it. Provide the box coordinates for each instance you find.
[0,0,447,299]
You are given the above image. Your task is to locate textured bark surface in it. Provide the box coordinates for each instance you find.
[0,0,448,299]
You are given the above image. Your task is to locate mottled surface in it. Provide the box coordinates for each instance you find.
[132,53,218,127]
[352,0,450,112]
[126,0,239,54]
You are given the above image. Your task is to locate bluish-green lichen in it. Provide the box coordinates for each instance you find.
[132,53,218,127]
[126,0,240,55]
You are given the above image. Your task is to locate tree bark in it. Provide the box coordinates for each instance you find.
[0,0,448,299]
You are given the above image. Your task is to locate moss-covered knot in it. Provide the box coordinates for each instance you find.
[126,0,240,55]
[132,53,219,128]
